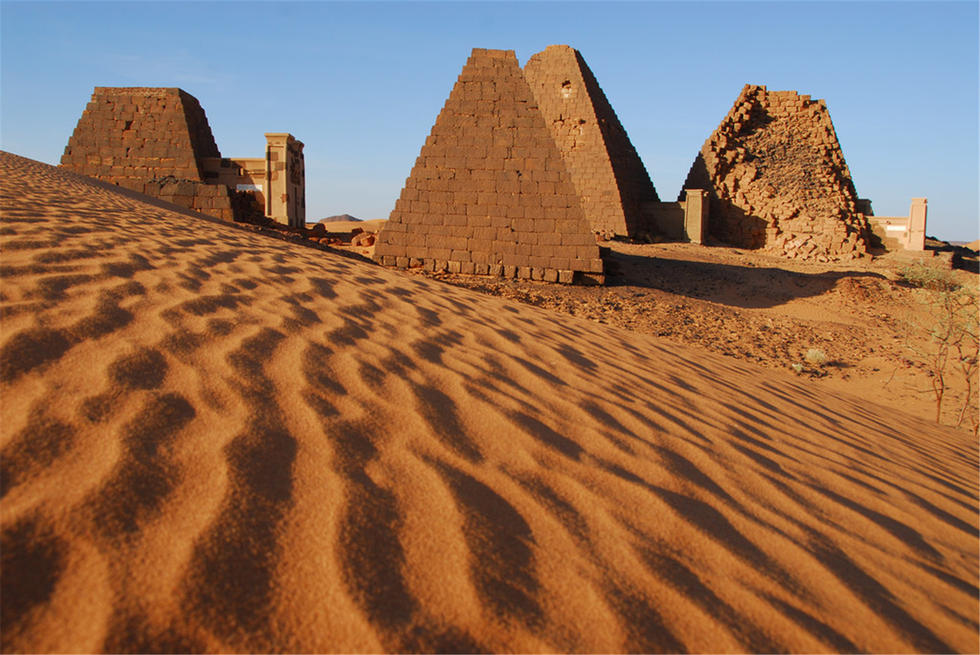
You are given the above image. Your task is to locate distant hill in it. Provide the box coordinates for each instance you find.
[317,214,362,223]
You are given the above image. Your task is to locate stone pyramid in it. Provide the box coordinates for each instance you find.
[62,87,220,183]
[374,48,603,283]
[61,87,236,220]
[524,45,658,238]
[682,84,869,261]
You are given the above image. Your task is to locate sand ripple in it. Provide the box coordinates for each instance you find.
[1,151,977,652]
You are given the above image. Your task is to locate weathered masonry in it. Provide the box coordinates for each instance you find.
[374,48,603,283]
[681,84,870,261]
[61,87,305,227]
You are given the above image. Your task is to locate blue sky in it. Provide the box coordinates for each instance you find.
[2,1,977,241]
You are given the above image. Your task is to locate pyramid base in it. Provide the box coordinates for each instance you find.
[375,255,604,285]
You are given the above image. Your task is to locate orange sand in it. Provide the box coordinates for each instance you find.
[1,151,977,653]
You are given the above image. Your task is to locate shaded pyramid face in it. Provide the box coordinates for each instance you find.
[61,87,221,184]
[375,49,602,282]
[682,84,868,260]
[524,45,658,238]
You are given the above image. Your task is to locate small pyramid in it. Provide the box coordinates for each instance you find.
[60,87,237,221]
[375,48,603,282]
[61,87,220,183]
[682,84,868,260]
[524,45,658,238]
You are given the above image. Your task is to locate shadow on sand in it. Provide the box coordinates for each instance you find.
[605,249,891,310]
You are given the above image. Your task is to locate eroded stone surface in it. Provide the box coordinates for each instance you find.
[682,84,869,261]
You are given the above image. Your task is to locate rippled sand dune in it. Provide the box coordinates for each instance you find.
[1,151,977,653]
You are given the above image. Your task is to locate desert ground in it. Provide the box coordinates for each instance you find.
[1,151,978,653]
[334,219,980,434]
[419,241,980,433]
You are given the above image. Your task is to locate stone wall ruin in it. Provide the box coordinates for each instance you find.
[681,84,870,261]
[374,48,603,283]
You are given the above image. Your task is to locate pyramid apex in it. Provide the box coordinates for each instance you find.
[470,48,516,60]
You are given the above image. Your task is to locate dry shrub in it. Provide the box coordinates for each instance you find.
[904,278,979,434]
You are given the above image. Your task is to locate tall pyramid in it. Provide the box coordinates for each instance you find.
[524,45,658,238]
[682,84,869,260]
[375,49,603,282]
[61,87,237,220]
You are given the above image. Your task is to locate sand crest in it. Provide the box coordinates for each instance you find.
[1,151,977,653]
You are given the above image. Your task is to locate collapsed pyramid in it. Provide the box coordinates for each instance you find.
[682,84,869,260]
[524,45,658,238]
[374,49,603,283]
[60,87,238,220]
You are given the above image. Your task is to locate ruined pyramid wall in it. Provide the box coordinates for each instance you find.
[524,45,659,238]
[375,48,603,283]
[61,87,236,220]
[682,84,869,260]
